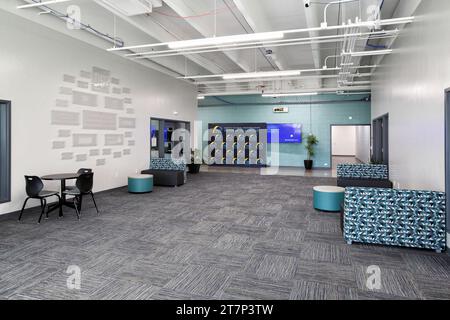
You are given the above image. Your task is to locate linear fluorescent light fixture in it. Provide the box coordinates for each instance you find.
[336,91,371,95]
[262,92,318,98]
[100,0,153,17]
[17,0,72,9]
[343,49,393,57]
[167,31,284,50]
[223,70,300,80]
[197,96,205,100]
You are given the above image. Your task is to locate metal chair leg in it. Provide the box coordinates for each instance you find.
[18,197,30,221]
[73,196,80,221]
[90,192,99,214]
[45,198,50,219]
[38,198,47,224]
[77,194,83,212]
[55,194,63,218]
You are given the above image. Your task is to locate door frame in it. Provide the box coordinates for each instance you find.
[150,117,191,159]
[372,113,389,165]
[0,100,11,204]
[445,88,450,245]
[329,124,371,168]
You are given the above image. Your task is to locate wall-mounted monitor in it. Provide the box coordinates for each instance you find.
[267,123,302,143]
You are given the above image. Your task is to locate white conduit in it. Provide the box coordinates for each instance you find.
[338,25,360,86]
[131,35,396,60]
[322,0,360,28]
[107,17,413,52]
[195,73,372,85]
[181,65,377,80]
[126,29,398,58]
[199,86,372,97]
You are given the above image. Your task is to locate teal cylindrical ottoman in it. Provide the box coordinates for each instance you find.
[128,174,153,193]
[313,186,345,212]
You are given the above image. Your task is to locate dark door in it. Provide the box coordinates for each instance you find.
[445,90,450,241]
[372,114,389,165]
[0,100,11,203]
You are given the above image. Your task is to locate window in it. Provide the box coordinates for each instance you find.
[0,100,11,204]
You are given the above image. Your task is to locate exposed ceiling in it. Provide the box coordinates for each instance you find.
[10,0,421,97]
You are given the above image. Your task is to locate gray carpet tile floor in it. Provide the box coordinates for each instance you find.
[0,172,449,300]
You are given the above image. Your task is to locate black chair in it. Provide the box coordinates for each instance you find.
[63,172,99,220]
[66,168,92,191]
[19,176,62,224]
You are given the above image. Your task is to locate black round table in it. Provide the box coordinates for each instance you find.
[42,173,79,216]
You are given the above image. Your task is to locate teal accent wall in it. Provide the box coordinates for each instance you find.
[198,94,371,168]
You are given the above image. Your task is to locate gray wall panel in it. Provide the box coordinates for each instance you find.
[73,134,97,147]
[105,134,124,146]
[118,117,136,129]
[51,110,80,126]
[105,96,124,110]
[73,90,98,107]
[82,110,116,130]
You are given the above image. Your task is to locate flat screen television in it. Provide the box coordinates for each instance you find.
[267,123,302,143]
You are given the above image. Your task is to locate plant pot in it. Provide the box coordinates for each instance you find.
[304,160,313,170]
[187,164,201,174]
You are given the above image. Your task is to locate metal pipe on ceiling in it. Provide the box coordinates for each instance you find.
[107,16,413,52]
[199,85,371,96]
[125,29,398,58]
[199,98,370,107]
[179,65,376,80]
[195,73,372,85]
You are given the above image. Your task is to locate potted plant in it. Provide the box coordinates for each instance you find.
[187,149,202,174]
[304,134,318,170]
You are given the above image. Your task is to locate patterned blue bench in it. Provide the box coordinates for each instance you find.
[337,164,392,188]
[141,158,186,187]
[344,187,446,252]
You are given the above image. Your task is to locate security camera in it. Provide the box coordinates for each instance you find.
[304,0,310,8]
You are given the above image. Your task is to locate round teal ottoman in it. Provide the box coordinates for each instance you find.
[128,174,153,193]
[313,186,345,212]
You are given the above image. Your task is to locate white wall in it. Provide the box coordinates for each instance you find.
[0,10,197,215]
[371,0,449,191]
[355,126,371,163]
[332,126,356,156]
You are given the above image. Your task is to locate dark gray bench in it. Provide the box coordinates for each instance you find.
[337,164,393,189]
[141,169,184,187]
[142,158,186,187]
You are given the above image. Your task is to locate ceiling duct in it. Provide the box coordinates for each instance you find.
[100,0,161,16]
